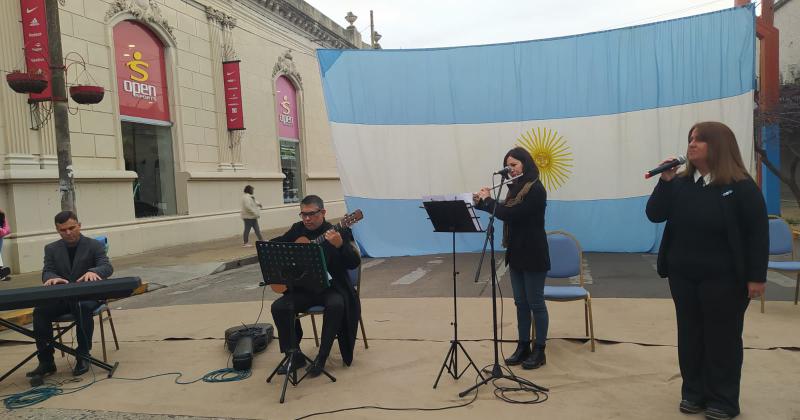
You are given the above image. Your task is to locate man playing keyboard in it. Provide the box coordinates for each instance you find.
[26,211,113,378]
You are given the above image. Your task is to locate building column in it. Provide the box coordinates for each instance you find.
[0,0,38,169]
[206,6,239,171]
[39,114,58,168]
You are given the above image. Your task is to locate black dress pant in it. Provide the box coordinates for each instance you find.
[668,273,750,416]
[271,288,344,360]
[33,300,100,363]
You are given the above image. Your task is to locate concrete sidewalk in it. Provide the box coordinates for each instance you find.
[0,223,293,328]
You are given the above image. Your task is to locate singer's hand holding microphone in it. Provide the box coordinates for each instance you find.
[645,155,686,181]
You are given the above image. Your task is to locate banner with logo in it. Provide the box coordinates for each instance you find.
[222,60,244,130]
[275,76,299,140]
[317,6,756,256]
[113,20,170,123]
[20,0,51,101]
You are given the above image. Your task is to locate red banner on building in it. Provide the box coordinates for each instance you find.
[222,61,245,131]
[20,0,52,101]
[113,21,171,123]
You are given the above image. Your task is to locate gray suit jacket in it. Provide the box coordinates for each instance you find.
[42,235,114,283]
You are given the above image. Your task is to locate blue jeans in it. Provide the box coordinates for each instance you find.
[509,268,548,346]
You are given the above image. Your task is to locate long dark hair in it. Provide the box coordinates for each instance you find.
[503,147,540,199]
[680,122,749,185]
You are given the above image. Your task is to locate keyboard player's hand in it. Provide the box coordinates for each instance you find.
[77,272,101,282]
[43,278,68,286]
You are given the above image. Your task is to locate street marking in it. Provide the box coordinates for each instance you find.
[570,259,593,285]
[362,259,385,270]
[391,267,429,285]
[476,260,506,284]
[427,260,443,264]
[766,271,796,288]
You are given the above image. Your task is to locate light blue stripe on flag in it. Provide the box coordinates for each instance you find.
[318,6,754,125]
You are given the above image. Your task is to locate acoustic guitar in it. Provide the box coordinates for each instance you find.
[270,209,364,293]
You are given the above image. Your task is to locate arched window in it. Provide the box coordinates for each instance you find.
[275,76,301,203]
[113,20,176,218]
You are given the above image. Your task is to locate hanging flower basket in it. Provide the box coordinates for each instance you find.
[5,71,48,94]
[69,85,104,104]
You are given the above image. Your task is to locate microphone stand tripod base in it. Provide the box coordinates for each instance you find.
[458,362,549,398]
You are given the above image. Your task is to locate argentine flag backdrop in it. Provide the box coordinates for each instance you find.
[317,6,755,257]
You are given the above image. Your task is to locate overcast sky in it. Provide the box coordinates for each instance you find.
[304,0,751,49]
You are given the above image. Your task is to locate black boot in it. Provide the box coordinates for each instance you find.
[504,341,531,366]
[306,353,328,378]
[25,361,56,378]
[276,351,307,375]
[72,356,90,376]
[522,343,546,369]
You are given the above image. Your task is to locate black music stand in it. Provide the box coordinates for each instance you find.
[423,200,486,388]
[257,241,335,403]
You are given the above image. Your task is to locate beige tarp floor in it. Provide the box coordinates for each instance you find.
[1,298,799,419]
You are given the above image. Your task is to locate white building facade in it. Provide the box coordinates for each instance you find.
[1,0,366,272]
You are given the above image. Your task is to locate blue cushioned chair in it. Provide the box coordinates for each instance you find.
[541,231,595,352]
[296,243,369,349]
[766,216,800,311]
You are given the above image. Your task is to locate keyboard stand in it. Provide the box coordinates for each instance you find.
[0,316,119,383]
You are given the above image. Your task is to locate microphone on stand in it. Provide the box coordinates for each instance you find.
[644,155,686,179]
[494,166,513,177]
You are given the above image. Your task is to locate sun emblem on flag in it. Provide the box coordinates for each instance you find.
[516,127,573,191]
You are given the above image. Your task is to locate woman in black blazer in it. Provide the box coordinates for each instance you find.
[474,147,550,369]
[646,122,768,420]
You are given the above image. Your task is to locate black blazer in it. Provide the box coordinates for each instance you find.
[646,176,768,284]
[42,235,114,283]
[476,181,551,273]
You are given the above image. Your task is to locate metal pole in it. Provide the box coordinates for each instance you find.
[45,0,76,212]
[370,10,375,48]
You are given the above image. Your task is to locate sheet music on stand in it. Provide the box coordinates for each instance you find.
[422,193,482,232]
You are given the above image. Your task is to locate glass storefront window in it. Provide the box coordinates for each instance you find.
[280,138,302,203]
[122,122,177,217]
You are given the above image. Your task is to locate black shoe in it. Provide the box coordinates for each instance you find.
[25,362,56,378]
[504,341,531,366]
[276,352,306,375]
[72,357,90,376]
[704,407,734,420]
[679,399,705,414]
[0,266,10,280]
[306,355,327,378]
[522,344,546,370]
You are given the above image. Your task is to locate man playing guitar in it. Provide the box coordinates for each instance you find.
[269,195,362,378]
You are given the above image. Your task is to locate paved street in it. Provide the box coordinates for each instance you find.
[115,251,799,310]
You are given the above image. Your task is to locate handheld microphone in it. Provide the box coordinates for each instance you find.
[494,166,513,176]
[645,155,686,179]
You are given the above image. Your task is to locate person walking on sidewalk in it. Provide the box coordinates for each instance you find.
[241,185,264,247]
[0,209,11,281]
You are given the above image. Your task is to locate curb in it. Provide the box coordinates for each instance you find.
[0,282,151,332]
[213,255,259,274]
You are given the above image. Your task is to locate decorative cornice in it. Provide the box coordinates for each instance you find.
[272,50,302,88]
[105,0,176,41]
[205,5,237,29]
[254,0,360,49]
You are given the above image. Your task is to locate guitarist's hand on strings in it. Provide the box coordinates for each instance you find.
[324,229,344,248]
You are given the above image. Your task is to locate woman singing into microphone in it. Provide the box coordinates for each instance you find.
[473,147,550,369]
[646,122,768,420]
